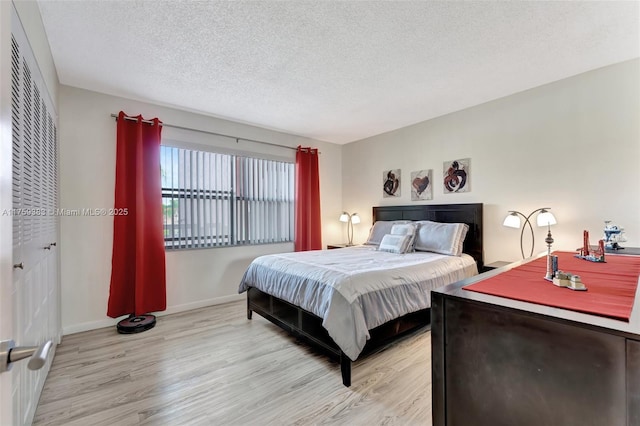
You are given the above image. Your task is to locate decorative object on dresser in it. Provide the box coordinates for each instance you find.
[502,207,557,259]
[551,271,587,290]
[339,212,360,246]
[603,221,626,250]
[542,231,587,290]
[576,230,606,262]
[443,158,470,193]
[542,215,555,280]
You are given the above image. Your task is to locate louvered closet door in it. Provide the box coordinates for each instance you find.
[7,7,61,425]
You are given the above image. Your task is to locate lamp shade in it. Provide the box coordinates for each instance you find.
[503,213,521,229]
[536,210,557,227]
[339,212,350,223]
[351,214,361,224]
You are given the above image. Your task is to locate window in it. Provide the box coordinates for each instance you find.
[161,144,294,249]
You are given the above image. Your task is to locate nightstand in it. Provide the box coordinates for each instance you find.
[327,244,350,250]
[480,261,511,273]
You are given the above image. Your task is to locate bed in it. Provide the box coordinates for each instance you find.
[239,203,484,386]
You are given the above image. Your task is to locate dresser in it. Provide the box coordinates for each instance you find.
[431,253,640,426]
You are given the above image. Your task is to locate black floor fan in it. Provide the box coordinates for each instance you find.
[117,314,156,334]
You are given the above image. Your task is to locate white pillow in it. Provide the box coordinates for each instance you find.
[378,234,413,254]
[414,221,469,256]
[364,220,411,246]
[390,223,417,251]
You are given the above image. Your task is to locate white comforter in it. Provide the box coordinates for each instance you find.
[238,245,477,360]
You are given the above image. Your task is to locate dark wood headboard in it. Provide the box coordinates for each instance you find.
[372,203,484,269]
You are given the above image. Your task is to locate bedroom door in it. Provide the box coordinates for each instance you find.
[0,2,15,424]
[1,3,61,425]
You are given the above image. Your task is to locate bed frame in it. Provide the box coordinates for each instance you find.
[246,203,483,387]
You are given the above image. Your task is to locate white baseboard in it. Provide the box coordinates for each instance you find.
[62,293,246,336]
[162,293,245,316]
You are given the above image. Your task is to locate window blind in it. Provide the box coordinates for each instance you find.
[161,145,294,249]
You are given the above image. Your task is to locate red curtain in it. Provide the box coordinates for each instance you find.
[107,111,166,318]
[295,146,322,251]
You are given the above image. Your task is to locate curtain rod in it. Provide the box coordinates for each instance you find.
[110,113,310,152]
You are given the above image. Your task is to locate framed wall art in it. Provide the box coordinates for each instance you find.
[443,158,470,193]
[411,169,432,201]
[383,169,401,197]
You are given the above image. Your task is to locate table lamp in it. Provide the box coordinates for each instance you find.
[503,207,557,259]
[339,212,360,246]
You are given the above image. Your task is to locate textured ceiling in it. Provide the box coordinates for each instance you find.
[37,1,639,144]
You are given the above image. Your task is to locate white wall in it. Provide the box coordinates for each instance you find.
[59,85,343,334]
[342,59,640,264]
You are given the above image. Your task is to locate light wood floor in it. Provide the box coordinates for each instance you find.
[33,300,432,425]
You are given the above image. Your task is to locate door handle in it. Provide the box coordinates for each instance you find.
[0,339,52,373]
